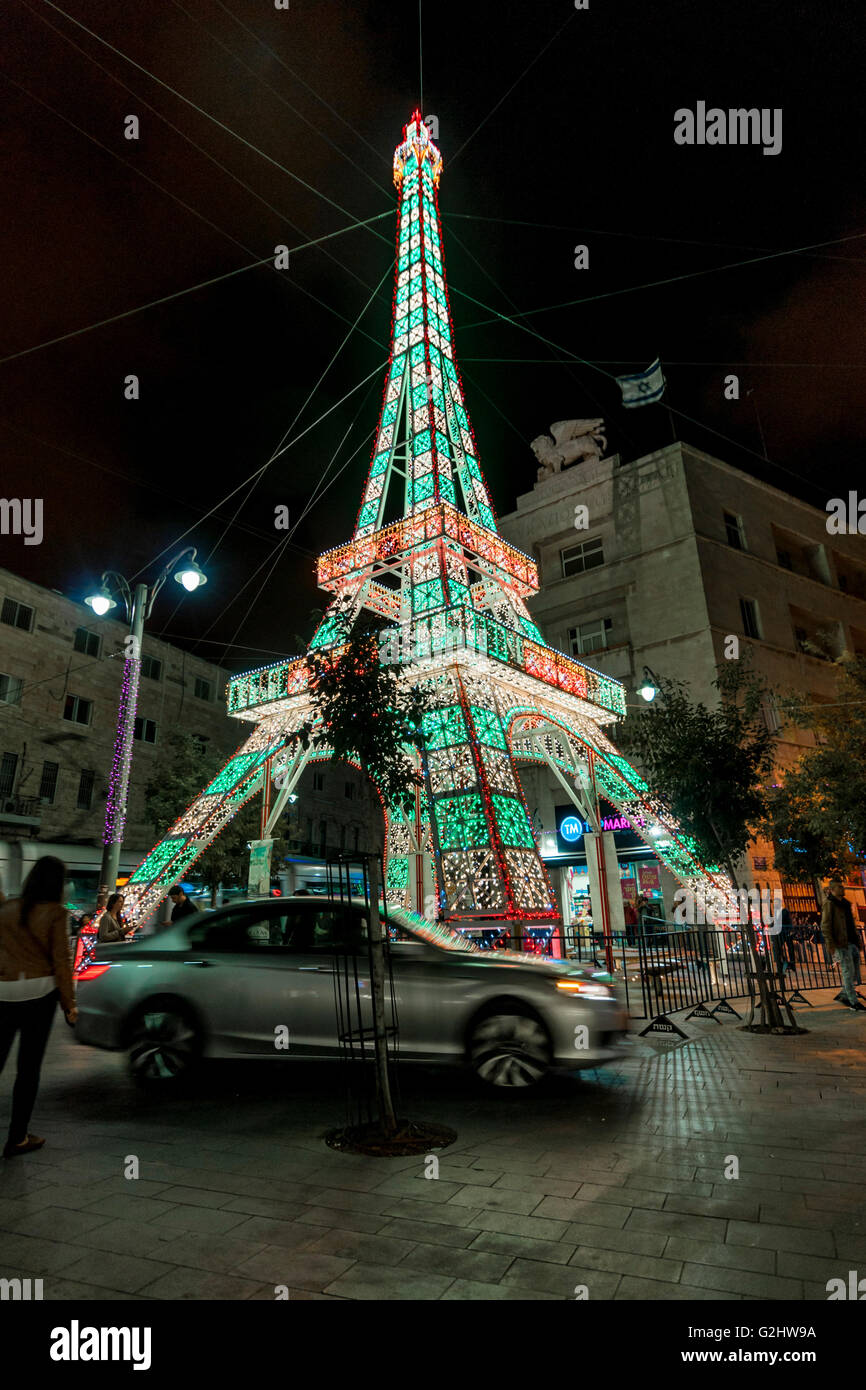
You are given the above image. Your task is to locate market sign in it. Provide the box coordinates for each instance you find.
[554,804,646,855]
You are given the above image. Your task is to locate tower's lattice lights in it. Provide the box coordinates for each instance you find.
[74,113,727,971]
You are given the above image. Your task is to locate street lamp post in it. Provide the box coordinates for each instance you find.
[85,548,207,898]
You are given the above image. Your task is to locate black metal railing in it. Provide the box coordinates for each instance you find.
[465,920,857,1022]
[325,851,401,1131]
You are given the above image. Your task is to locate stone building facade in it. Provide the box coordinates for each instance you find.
[0,568,380,900]
[498,440,866,916]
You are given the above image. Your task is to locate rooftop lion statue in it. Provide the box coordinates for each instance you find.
[530,419,607,480]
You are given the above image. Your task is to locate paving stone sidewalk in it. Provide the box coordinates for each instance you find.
[2,993,865,1301]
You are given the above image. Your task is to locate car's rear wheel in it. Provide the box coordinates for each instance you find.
[127,1004,201,1085]
[469,1008,551,1088]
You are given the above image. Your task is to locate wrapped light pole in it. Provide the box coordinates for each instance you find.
[84,549,208,900]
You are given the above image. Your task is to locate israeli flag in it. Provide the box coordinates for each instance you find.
[616,358,666,409]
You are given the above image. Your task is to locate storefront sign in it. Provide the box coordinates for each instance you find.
[559,815,584,843]
[555,805,645,855]
[638,864,661,893]
[247,838,274,896]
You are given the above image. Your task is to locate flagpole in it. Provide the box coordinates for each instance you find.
[661,361,677,445]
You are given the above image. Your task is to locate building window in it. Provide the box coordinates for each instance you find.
[77,769,95,810]
[141,654,162,681]
[312,771,324,792]
[0,673,22,706]
[0,752,18,800]
[568,618,611,656]
[39,761,59,804]
[1,598,34,632]
[319,819,327,852]
[561,536,604,578]
[776,549,792,571]
[339,824,347,851]
[739,598,761,639]
[134,716,157,744]
[762,693,781,733]
[353,826,359,852]
[194,676,213,701]
[63,694,93,726]
[73,627,101,658]
[724,512,746,550]
[344,781,355,800]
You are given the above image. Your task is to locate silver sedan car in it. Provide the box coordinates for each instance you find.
[75,897,629,1088]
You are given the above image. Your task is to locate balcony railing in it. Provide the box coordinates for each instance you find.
[0,795,43,821]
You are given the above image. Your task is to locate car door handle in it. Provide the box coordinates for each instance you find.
[184,959,215,968]
[300,965,334,973]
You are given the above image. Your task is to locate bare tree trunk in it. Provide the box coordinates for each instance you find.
[367,856,398,1137]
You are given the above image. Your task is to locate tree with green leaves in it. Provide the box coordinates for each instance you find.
[765,653,866,906]
[298,606,427,813]
[616,658,795,1030]
[778,655,866,855]
[762,772,851,909]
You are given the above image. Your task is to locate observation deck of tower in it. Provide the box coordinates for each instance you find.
[74,112,725,966]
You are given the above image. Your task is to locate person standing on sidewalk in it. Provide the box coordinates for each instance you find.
[97,893,135,944]
[0,855,77,1157]
[821,879,866,1012]
[623,899,638,947]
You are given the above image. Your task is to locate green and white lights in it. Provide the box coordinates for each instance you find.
[74,112,728,963]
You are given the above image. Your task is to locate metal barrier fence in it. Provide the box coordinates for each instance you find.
[467,921,860,1023]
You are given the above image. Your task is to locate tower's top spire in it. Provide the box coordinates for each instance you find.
[351,108,498,542]
[393,109,442,189]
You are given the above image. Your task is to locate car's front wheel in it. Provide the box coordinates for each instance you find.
[127,1003,201,1085]
[469,1008,551,1088]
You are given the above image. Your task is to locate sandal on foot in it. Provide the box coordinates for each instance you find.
[3,1134,45,1158]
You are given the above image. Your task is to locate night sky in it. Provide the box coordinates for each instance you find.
[2,0,864,672]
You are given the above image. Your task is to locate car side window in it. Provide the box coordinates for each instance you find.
[307,908,369,953]
[189,906,292,953]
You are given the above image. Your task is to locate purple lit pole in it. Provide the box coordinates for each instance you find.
[89,549,207,897]
[99,582,147,898]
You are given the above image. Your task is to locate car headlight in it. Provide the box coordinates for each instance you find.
[555,979,615,999]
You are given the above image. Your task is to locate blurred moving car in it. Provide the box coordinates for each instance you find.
[74,896,629,1088]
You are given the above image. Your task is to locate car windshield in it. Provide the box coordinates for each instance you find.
[384,905,480,954]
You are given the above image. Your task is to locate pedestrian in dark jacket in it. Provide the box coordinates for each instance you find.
[168,885,198,923]
[0,856,76,1157]
[773,906,797,973]
[821,880,865,1012]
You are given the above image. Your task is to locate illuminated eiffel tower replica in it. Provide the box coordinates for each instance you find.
[77,114,724,967]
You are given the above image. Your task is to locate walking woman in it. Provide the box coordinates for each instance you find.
[0,856,76,1158]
